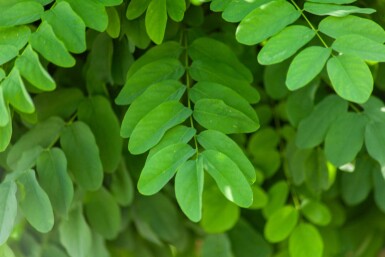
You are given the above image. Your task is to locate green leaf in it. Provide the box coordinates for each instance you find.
[334,33,385,60]
[198,130,256,183]
[202,149,253,207]
[78,96,122,173]
[30,21,75,67]
[116,58,184,105]
[200,185,239,233]
[0,181,17,245]
[0,119,12,152]
[126,0,151,20]
[305,149,330,193]
[296,95,348,148]
[0,45,18,65]
[202,234,232,257]
[15,45,56,91]
[327,55,373,103]
[110,160,134,207]
[188,37,253,82]
[175,158,204,222]
[59,206,92,257]
[106,7,120,38]
[263,61,290,100]
[304,2,375,17]
[324,113,367,166]
[189,81,258,125]
[36,148,74,216]
[318,15,385,43]
[308,0,356,3]
[0,87,10,127]
[0,1,43,26]
[262,181,289,218]
[121,80,185,138]
[264,205,298,243]
[60,121,103,191]
[193,99,259,134]
[188,60,259,103]
[365,122,385,166]
[289,223,323,257]
[18,169,54,233]
[236,0,300,45]
[60,0,108,32]
[7,117,65,167]
[0,244,15,257]
[373,167,385,213]
[138,143,194,195]
[145,0,167,44]
[42,1,86,53]
[41,245,68,257]
[129,101,191,154]
[249,186,268,209]
[84,187,121,239]
[228,219,272,257]
[222,0,271,23]
[341,156,374,205]
[258,25,316,65]
[96,0,123,6]
[286,46,331,90]
[0,26,31,50]
[34,88,84,121]
[167,0,186,22]
[301,200,331,226]
[2,68,35,113]
[210,0,231,11]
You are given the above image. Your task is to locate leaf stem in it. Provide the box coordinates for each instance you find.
[290,0,330,49]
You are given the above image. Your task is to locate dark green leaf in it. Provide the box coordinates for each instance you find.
[264,205,298,243]
[60,121,103,191]
[106,7,120,39]
[0,181,17,245]
[305,149,330,193]
[289,223,323,257]
[36,148,73,216]
[110,160,134,207]
[365,122,385,166]
[373,166,385,213]
[236,0,300,45]
[202,234,232,257]
[263,61,290,100]
[18,169,54,233]
[138,143,194,195]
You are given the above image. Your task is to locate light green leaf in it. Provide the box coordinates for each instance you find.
[365,122,385,166]
[175,158,204,222]
[0,87,10,127]
[18,169,54,233]
[7,117,65,167]
[258,25,316,65]
[200,185,239,233]
[110,160,134,207]
[116,58,184,105]
[84,187,121,239]
[319,15,385,43]
[222,0,271,23]
[0,181,17,245]
[106,7,120,38]
[289,223,323,257]
[121,80,185,138]
[129,101,191,154]
[202,234,232,257]
[301,200,331,226]
[60,121,103,191]
[189,60,259,103]
[167,0,186,22]
[210,0,231,11]
[308,0,356,3]
[145,0,167,44]
[0,244,15,257]
[327,55,373,103]
[236,0,300,45]
[194,99,259,134]
[138,143,194,195]
[202,149,253,207]
[324,113,367,166]
[264,206,298,243]
[0,1,43,26]
[60,0,108,32]
[332,34,385,62]
[30,21,75,67]
[95,0,123,6]
[2,68,35,113]
[296,95,348,148]
[262,181,289,218]
[198,130,256,183]
[59,206,92,257]
[36,148,73,216]
[0,26,31,50]
[16,45,56,91]
[189,81,258,124]
[78,96,122,173]
[341,156,374,205]
[0,45,18,65]
[42,1,86,53]
[188,37,253,82]
[304,2,375,17]
[126,0,151,19]
[249,186,268,209]
[286,46,331,90]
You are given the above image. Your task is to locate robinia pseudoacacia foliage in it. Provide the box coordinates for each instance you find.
[1,0,385,256]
